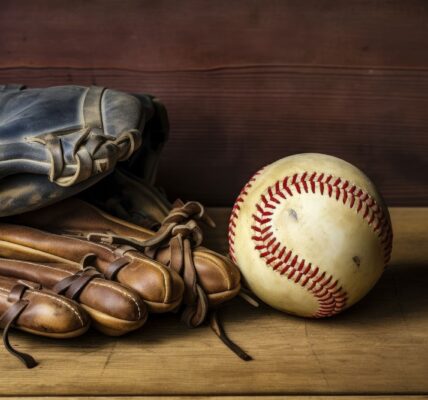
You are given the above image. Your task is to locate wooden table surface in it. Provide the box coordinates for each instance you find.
[0,207,427,399]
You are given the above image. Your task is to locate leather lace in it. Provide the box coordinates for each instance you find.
[53,267,104,299]
[0,283,39,368]
[28,86,142,188]
[83,200,252,361]
[30,127,141,187]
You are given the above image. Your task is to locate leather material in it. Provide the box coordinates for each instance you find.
[0,289,38,368]
[0,259,147,335]
[0,275,90,367]
[88,168,171,226]
[11,198,241,324]
[87,170,242,309]
[0,85,161,216]
[0,275,89,335]
[0,222,184,313]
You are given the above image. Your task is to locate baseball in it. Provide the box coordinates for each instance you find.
[229,153,393,318]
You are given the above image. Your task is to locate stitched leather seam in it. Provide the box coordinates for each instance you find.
[90,280,142,319]
[1,233,166,307]
[4,260,75,276]
[5,261,142,319]
[0,261,142,320]
[32,291,85,327]
[229,171,393,318]
[0,240,79,265]
[128,253,171,304]
[195,250,232,291]
[0,232,169,306]
[50,232,173,305]
[0,287,85,327]
[108,243,171,305]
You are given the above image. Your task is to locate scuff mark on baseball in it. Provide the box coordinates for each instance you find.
[228,153,393,318]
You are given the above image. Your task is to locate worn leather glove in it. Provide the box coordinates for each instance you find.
[86,170,245,317]
[0,222,184,314]
[12,197,241,327]
[10,198,251,361]
[0,275,90,368]
[0,84,166,217]
[0,259,147,336]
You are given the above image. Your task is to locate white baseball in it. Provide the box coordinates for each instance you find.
[229,153,393,317]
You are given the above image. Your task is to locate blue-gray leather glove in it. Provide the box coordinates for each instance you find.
[0,84,165,216]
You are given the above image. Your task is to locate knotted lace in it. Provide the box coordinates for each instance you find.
[30,127,141,187]
[80,200,252,361]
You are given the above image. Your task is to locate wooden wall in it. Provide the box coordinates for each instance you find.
[1,0,427,206]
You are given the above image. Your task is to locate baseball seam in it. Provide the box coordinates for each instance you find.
[228,168,265,264]
[228,171,393,317]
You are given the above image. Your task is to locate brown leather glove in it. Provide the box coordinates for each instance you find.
[11,198,252,361]
[0,275,90,368]
[87,155,245,326]
[0,222,184,314]
[0,259,147,336]
[11,198,241,328]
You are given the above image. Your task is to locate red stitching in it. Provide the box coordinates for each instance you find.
[228,170,393,317]
[228,168,265,263]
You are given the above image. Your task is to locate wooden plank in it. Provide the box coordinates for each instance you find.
[1,1,428,206]
[0,207,426,396]
[0,66,427,206]
[1,0,428,69]
[1,397,427,400]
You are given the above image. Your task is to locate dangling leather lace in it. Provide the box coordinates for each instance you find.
[96,217,210,328]
[147,220,252,360]
[210,311,252,361]
[0,283,39,368]
[78,200,252,360]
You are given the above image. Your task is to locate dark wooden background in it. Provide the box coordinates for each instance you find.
[1,0,427,206]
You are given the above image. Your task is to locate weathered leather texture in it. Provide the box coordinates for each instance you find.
[0,275,90,336]
[0,259,147,336]
[0,222,184,313]
[11,197,250,361]
[0,84,164,216]
[12,198,241,327]
[0,275,90,367]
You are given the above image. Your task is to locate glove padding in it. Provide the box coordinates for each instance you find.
[11,197,242,327]
[0,259,147,336]
[0,84,164,216]
[0,275,90,367]
[0,221,184,314]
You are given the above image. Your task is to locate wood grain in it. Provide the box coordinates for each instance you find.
[1,1,428,206]
[1,66,427,206]
[1,2,427,396]
[0,207,426,396]
[1,397,427,400]
[1,0,428,70]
